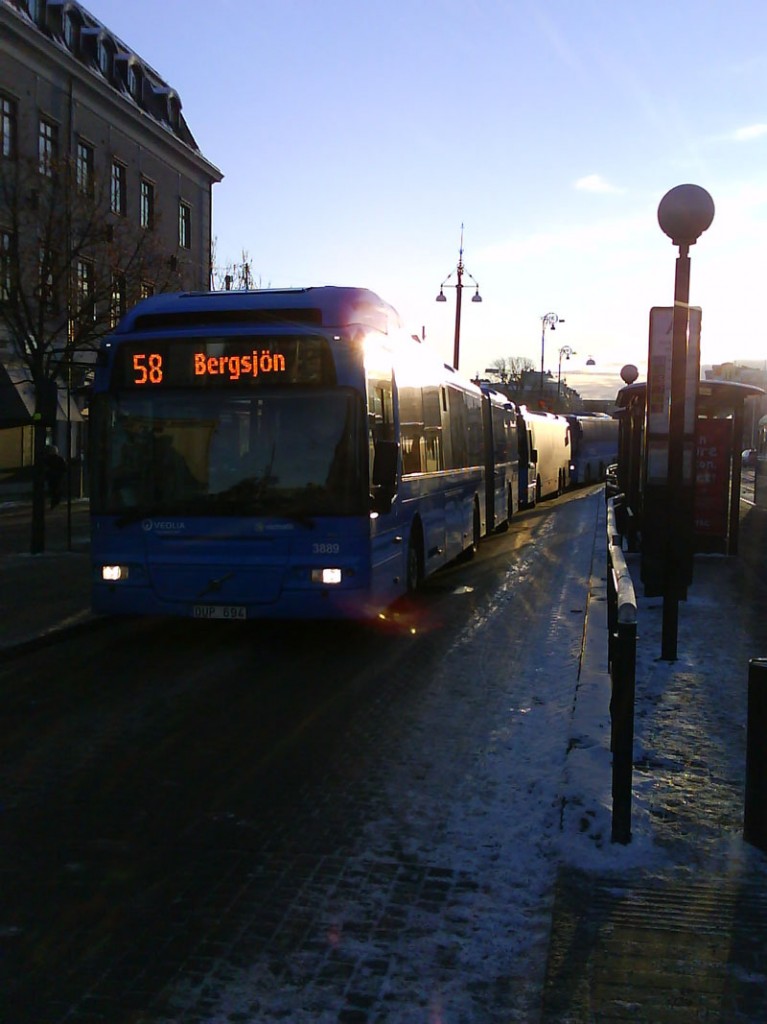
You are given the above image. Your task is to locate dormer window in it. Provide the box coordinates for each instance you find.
[127,64,138,98]
[63,12,78,51]
[98,39,111,76]
[168,95,181,129]
[27,0,40,24]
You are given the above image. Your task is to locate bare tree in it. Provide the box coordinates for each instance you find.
[483,355,535,388]
[486,358,510,382]
[210,244,264,291]
[507,355,535,387]
[0,153,184,552]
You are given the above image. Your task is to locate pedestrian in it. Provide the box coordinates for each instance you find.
[44,444,67,509]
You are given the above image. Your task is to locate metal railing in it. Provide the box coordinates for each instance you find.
[606,495,638,844]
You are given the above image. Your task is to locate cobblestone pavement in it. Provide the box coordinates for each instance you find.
[2,492,767,1022]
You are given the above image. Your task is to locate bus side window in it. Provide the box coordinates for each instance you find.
[423,384,443,472]
[399,384,424,474]
[368,379,394,441]
[368,375,395,486]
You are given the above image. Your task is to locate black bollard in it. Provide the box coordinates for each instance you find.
[744,659,767,852]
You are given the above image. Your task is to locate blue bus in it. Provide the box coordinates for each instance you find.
[89,287,493,621]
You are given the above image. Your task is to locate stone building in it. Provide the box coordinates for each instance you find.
[0,0,222,487]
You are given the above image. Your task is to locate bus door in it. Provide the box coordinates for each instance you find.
[442,386,471,559]
[518,417,537,507]
[367,372,404,600]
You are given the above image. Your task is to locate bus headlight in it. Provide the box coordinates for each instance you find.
[101,564,130,581]
[311,568,342,585]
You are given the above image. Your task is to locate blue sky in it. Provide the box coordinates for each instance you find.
[93,0,767,397]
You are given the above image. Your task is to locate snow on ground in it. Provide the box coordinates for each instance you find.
[162,494,767,1023]
[560,537,767,882]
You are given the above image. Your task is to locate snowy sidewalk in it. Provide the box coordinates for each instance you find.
[543,501,767,1022]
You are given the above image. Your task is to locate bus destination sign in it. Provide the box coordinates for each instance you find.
[116,337,334,388]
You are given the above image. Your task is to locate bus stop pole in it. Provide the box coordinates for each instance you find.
[661,244,690,662]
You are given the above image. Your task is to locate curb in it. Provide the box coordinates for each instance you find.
[0,611,113,660]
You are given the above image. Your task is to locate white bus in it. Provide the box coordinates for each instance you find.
[522,409,571,501]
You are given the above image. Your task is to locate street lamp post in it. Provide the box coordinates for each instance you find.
[436,225,482,371]
[540,312,564,395]
[656,183,715,660]
[557,345,575,398]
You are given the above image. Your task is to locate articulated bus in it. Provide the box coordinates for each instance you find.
[90,287,500,621]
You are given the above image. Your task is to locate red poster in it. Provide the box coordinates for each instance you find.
[694,419,731,537]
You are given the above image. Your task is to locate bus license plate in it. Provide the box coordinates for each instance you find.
[192,605,246,620]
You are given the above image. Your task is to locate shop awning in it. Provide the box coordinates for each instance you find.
[0,363,83,426]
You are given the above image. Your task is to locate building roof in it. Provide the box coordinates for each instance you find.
[1,0,221,177]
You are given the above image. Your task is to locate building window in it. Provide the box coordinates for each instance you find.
[98,39,111,76]
[1,96,17,160]
[140,280,154,300]
[64,13,77,50]
[110,160,126,215]
[178,201,191,249]
[76,258,94,319]
[140,178,154,229]
[76,140,94,195]
[1,230,13,302]
[38,119,58,176]
[111,272,126,327]
[27,0,40,24]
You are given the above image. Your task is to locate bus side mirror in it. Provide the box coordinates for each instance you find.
[531,448,538,464]
[371,440,399,514]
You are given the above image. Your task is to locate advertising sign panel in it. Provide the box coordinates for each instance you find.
[694,418,731,544]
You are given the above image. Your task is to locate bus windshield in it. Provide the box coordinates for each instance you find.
[90,388,367,519]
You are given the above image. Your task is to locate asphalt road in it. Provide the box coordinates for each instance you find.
[1,487,601,1023]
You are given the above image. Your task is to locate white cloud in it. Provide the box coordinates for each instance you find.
[574,173,626,194]
[731,123,767,142]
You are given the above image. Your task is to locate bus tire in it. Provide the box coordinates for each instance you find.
[406,524,424,592]
[536,477,542,503]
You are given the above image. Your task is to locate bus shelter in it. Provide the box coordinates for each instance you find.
[614,378,764,556]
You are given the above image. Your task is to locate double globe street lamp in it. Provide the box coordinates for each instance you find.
[557,345,575,398]
[436,225,482,371]
[540,312,564,394]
